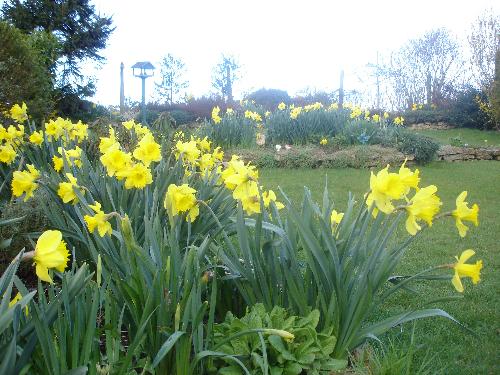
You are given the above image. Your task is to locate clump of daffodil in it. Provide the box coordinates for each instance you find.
[58,146,83,168]
[350,106,362,119]
[11,164,40,201]
[30,230,70,283]
[164,183,200,222]
[116,162,153,189]
[29,130,44,145]
[320,138,328,146]
[212,106,222,124]
[57,173,82,204]
[9,102,28,123]
[290,106,302,120]
[84,201,113,237]
[451,191,479,237]
[244,110,262,122]
[196,136,211,152]
[449,249,483,293]
[133,132,162,166]
[0,143,17,164]
[404,185,442,235]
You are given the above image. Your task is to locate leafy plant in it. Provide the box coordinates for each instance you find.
[396,131,440,164]
[213,303,347,374]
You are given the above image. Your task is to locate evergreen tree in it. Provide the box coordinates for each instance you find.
[1,0,114,114]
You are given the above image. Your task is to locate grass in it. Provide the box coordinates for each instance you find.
[259,161,500,374]
[411,128,500,147]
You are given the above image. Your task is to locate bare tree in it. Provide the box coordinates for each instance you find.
[155,53,189,104]
[468,9,500,92]
[211,54,240,103]
[383,29,462,109]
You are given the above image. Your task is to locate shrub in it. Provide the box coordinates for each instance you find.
[246,88,291,109]
[397,131,440,164]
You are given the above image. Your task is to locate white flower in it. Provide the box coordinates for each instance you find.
[284,144,291,150]
[275,144,282,152]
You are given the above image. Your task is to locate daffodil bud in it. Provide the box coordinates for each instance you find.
[263,329,295,342]
[120,215,136,250]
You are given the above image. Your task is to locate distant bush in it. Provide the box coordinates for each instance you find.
[169,109,195,125]
[246,88,291,109]
[403,86,496,130]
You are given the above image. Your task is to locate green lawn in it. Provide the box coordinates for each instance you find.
[411,128,500,147]
[260,161,500,374]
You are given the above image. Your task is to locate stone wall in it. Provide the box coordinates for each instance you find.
[437,145,500,161]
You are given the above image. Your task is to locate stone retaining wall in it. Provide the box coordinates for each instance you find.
[437,145,500,161]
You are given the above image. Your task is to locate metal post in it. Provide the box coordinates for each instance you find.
[141,75,146,124]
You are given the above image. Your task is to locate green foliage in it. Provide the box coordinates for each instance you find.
[213,304,347,374]
[0,21,54,121]
[198,114,256,148]
[396,131,439,164]
[0,255,92,375]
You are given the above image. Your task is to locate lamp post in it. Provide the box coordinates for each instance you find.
[132,61,155,124]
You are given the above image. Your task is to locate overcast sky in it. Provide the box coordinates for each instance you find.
[85,0,499,105]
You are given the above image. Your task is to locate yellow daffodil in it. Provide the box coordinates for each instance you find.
[383,112,389,119]
[262,190,285,210]
[452,191,479,237]
[133,123,151,138]
[29,130,44,145]
[122,119,136,130]
[100,146,132,178]
[99,127,117,154]
[175,140,200,164]
[366,165,405,215]
[53,156,64,172]
[9,102,28,123]
[116,162,152,189]
[394,116,405,126]
[212,106,222,124]
[451,249,483,293]
[372,114,380,122]
[8,292,29,315]
[328,102,339,111]
[57,173,81,204]
[331,210,344,227]
[198,153,215,174]
[196,136,211,152]
[320,138,328,145]
[32,230,70,283]
[164,183,199,221]
[11,164,40,201]
[0,143,17,164]
[212,146,224,161]
[226,108,234,115]
[398,159,419,194]
[290,107,302,119]
[133,133,162,166]
[278,102,287,110]
[236,181,261,215]
[84,201,113,237]
[405,185,441,235]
